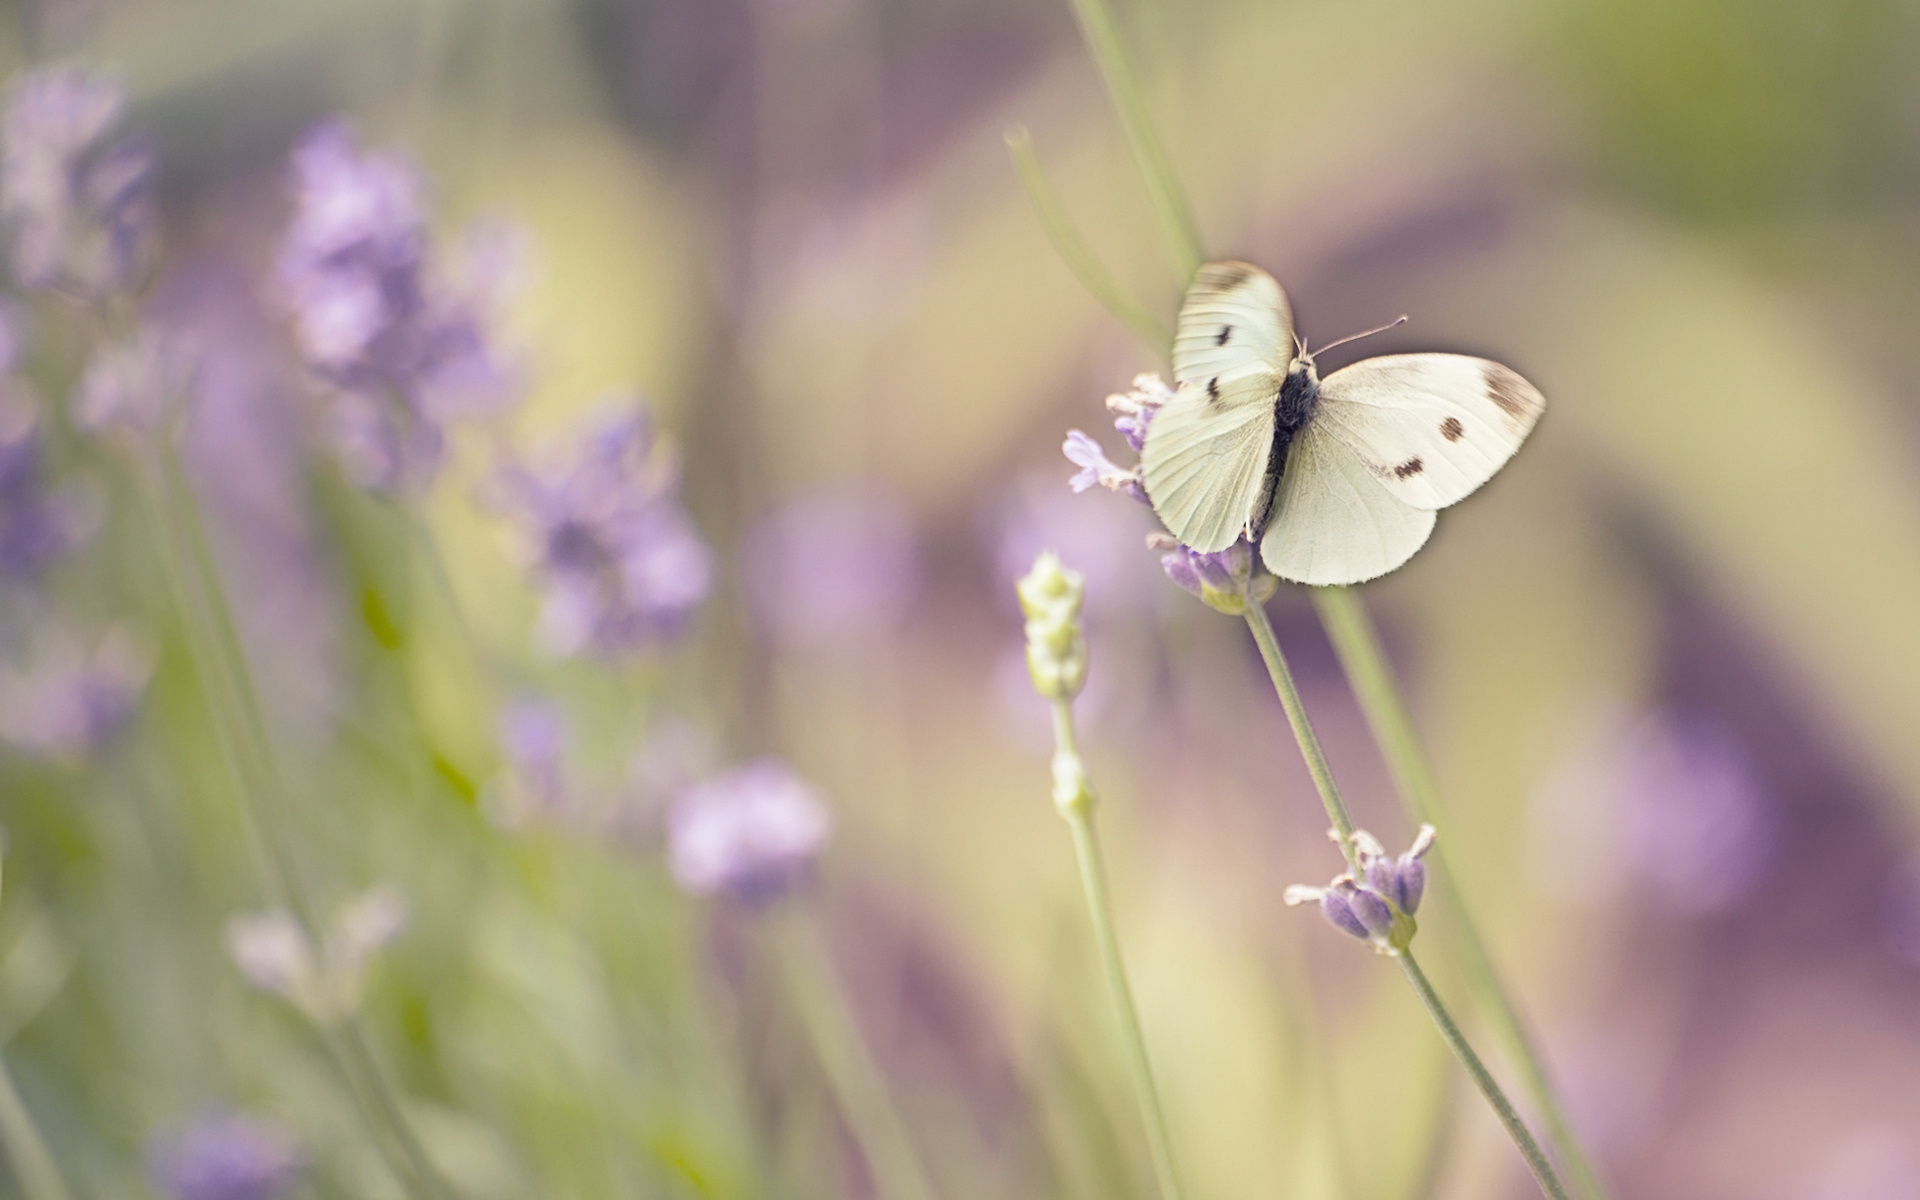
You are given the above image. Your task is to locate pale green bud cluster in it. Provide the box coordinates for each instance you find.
[1016,551,1088,702]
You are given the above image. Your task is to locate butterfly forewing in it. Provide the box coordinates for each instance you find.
[1313,354,1545,511]
[1259,420,1436,586]
[1141,372,1279,553]
[1172,261,1294,385]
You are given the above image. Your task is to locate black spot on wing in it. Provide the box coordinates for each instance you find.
[1216,325,1232,346]
[1440,417,1465,442]
[1394,458,1424,479]
[1206,377,1220,402]
[1484,362,1540,422]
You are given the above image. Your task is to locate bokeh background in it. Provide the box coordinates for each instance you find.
[4,0,1920,1196]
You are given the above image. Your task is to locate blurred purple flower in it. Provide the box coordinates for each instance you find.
[0,626,149,756]
[488,406,712,656]
[0,68,154,298]
[741,486,920,649]
[667,759,831,905]
[76,325,198,439]
[1878,850,1920,966]
[148,1112,303,1200]
[275,122,521,491]
[1528,707,1776,914]
[486,696,573,829]
[0,393,96,582]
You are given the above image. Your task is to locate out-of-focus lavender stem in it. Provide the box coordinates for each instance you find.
[0,1054,70,1200]
[773,909,939,1200]
[1059,0,1203,279]
[1311,585,1611,1200]
[1005,126,1170,349]
[1049,697,1187,1200]
[143,446,457,1200]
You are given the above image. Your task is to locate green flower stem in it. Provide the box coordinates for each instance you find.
[143,447,456,1200]
[1240,602,1359,871]
[1049,698,1186,1200]
[1310,586,1609,1200]
[1059,0,1203,279]
[0,1055,70,1200]
[1242,598,1570,1200]
[773,909,938,1200]
[1005,126,1170,350]
[1396,950,1569,1200]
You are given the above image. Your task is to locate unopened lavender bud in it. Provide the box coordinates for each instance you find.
[1392,857,1427,915]
[1160,550,1204,598]
[1320,887,1372,941]
[1342,880,1396,940]
[1159,539,1276,616]
[1016,551,1088,701]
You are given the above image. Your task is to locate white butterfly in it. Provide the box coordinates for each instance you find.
[1141,261,1544,586]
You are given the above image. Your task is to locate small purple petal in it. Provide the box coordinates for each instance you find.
[1320,889,1371,941]
[1160,550,1204,598]
[1346,885,1396,939]
[1394,856,1427,915]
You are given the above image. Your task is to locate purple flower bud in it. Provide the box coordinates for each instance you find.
[667,760,832,906]
[1160,549,1205,598]
[1342,880,1397,939]
[1319,888,1372,940]
[1392,855,1427,915]
[148,1113,303,1200]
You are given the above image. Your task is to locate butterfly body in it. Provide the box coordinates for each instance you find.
[1141,261,1543,586]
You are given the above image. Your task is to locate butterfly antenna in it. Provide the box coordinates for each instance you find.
[1308,314,1408,357]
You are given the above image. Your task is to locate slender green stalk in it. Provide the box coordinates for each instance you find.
[1242,599,1569,1200]
[1240,602,1359,870]
[1310,586,1609,1200]
[1049,698,1186,1200]
[0,851,70,1200]
[143,448,455,1200]
[0,1057,69,1200]
[335,1021,453,1200]
[773,910,938,1200]
[1005,126,1170,349]
[1396,951,1569,1200]
[1059,0,1203,278]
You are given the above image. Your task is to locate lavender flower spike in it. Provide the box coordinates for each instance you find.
[149,1113,303,1200]
[1285,824,1438,954]
[0,69,154,298]
[667,760,832,906]
[275,121,522,490]
[487,404,713,655]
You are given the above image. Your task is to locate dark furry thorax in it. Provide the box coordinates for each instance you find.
[1248,358,1320,540]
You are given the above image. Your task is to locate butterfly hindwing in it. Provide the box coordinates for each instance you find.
[1141,371,1280,554]
[1259,419,1436,586]
[1172,261,1294,385]
[1312,353,1545,512]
